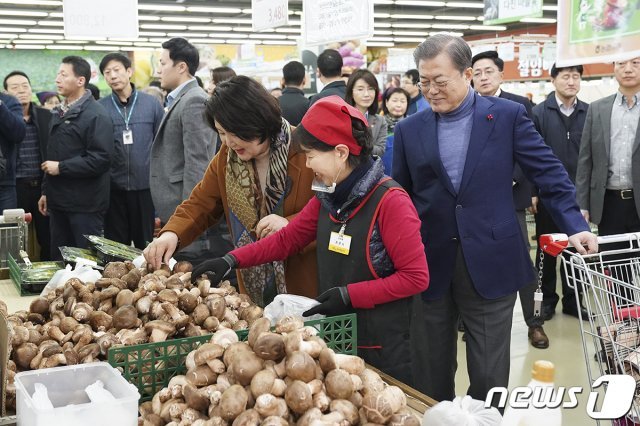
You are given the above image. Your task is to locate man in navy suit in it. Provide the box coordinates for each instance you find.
[392,34,597,405]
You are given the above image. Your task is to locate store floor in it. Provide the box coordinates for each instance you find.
[1,277,604,425]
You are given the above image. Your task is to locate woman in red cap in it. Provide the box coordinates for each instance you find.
[192,95,430,387]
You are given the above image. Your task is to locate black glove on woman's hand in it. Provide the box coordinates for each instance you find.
[191,254,236,285]
[303,286,352,317]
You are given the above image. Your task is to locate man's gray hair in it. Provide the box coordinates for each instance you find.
[413,34,472,74]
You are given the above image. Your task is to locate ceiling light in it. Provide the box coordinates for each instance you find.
[186,6,242,14]
[445,1,484,7]
[37,20,63,26]
[0,18,36,25]
[160,16,211,23]
[189,25,233,32]
[520,17,557,23]
[213,18,251,24]
[0,26,26,32]
[374,13,390,18]
[84,45,122,51]
[469,25,506,31]
[167,32,208,38]
[13,39,53,43]
[56,39,87,44]
[0,0,61,5]
[0,9,47,17]
[138,15,161,21]
[368,37,394,42]
[133,42,160,47]
[430,31,464,36]
[241,8,252,14]
[233,26,253,32]
[367,42,394,47]
[542,5,558,11]
[29,28,63,33]
[392,23,431,28]
[395,1,445,5]
[210,33,247,38]
[249,34,285,39]
[434,15,476,20]
[393,37,426,43]
[375,30,393,35]
[19,33,63,39]
[374,22,392,27]
[139,31,166,36]
[390,14,434,19]
[431,23,469,29]
[141,24,186,30]
[46,44,83,49]
[138,4,185,12]
[12,44,46,49]
[48,12,62,17]
[275,28,300,33]
[189,38,226,44]
[286,35,301,40]
[0,33,17,38]
[393,30,429,36]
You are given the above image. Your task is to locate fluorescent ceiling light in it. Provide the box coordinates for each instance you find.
[286,35,301,40]
[138,15,161,21]
[374,13,390,18]
[37,20,63,26]
[13,38,53,43]
[521,17,556,23]
[96,40,131,45]
[147,37,169,43]
[392,23,431,28]
[212,18,251,24]
[256,28,276,33]
[19,33,62,39]
[167,32,209,38]
[241,8,252,14]
[374,22,392,27]
[374,30,393,35]
[29,28,63,33]
[160,16,211,23]
[13,44,46,49]
[395,1,445,5]
[46,44,83,49]
[445,1,483,7]
[0,0,60,5]
[0,27,26,32]
[368,37,394,42]
[469,25,506,31]
[390,14,435,19]
[233,26,253,32]
[431,23,469,29]
[249,34,286,39]
[275,28,300,33]
[367,42,394,47]
[84,45,121,51]
[139,31,166,36]
[0,18,36,25]
[133,42,160,47]
[434,15,476,20]
[56,39,87,44]
[430,31,463,36]
[141,24,186,30]
[0,9,47,16]
[210,32,247,38]
[186,6,242,14]
[189,38,226,44]
[188,25,232,32]
[138,4,185,12]
[393,37,425,42]
[0,33,17,38]
[48,12,62,18]
[542,5,558,11]
[392,30,430,36]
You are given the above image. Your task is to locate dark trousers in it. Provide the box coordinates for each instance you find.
[534,200,578,311]
[516,210,543,328]
[16,178,50,260]
[49,209,104,260]
[422,247,517,405]
[0,185,17,213]
[104,189,155,250]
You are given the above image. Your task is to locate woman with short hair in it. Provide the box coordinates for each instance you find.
[345,69,387,157]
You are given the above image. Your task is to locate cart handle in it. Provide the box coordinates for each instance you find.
[539,232,640,257]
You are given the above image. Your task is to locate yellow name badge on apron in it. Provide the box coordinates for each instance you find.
[328,224,351,255]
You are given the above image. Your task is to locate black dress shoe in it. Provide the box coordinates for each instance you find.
[562,305,589,320]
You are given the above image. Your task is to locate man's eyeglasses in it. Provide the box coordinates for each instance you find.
[417,79,451,92]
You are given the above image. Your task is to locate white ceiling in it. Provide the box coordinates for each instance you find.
[0,0,558,51]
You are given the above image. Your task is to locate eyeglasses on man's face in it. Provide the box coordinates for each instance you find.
[417,79,452,92]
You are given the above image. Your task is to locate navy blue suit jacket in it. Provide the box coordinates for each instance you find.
[392,93,588,300]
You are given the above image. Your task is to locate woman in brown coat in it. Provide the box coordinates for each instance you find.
[144,76,317,306]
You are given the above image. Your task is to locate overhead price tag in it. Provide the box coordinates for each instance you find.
[252,0,289,32]
[303,0,373,46]
[63,0,138,39]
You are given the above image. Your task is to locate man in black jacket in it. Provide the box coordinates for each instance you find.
[309,49,346,105]
[0,92,26,212]
[4,71,51,259]
[471,50,547,349]
[38,56,113,259]
[531,63,589,321]
[278,61,310,126]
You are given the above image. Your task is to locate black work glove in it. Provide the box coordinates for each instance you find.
[191,254,236,285]
[303,286,352,317]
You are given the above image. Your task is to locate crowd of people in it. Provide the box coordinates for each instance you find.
[1,33,639,407]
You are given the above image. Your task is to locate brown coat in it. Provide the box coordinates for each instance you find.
[161,143,318,299]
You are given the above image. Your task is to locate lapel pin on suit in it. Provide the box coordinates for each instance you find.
[487,114,494,121]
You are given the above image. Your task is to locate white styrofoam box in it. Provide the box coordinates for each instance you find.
[15,362,139,426]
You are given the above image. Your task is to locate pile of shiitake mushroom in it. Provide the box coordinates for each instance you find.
[139,315,420,426]
[2,260,264,413]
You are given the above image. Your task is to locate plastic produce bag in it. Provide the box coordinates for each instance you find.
[31,383,54,410]
[422,395,502,426]
[132,254,176,271]
[40,263,102,297]
[263,294,323,325]
[85,380,115,402]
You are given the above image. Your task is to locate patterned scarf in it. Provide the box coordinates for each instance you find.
[225,119,291,306]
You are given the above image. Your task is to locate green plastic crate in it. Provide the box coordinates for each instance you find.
[107,313,357,402]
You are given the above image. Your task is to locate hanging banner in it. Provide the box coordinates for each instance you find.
[303,0,373,46]
[484,0,543,25]
[497,42,515,61]
[252,0,289,32]
[63,0,138,39]
[557,0,640,66]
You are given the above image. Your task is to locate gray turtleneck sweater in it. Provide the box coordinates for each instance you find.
[438,88,475,192]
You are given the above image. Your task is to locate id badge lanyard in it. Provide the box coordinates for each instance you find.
[111,91,138,144]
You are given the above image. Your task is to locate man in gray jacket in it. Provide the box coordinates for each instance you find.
[99,53,164,249]
[151,37,217,261]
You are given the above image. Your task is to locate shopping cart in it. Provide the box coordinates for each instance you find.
[540,232,640,425]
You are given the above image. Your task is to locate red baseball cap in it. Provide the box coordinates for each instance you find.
[301,95,368,155]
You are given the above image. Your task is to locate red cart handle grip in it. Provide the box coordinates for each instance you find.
[539,233,569,257]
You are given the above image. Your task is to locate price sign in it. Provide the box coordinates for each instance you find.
[303,0,373,46]
[252,0,289,32]
[63,0,138,39]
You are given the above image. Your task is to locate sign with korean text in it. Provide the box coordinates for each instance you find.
[252,0,289,32]
[303,0,374,46]
[484,0,543,25]
[557,0,640,66]
[63,0,138,38]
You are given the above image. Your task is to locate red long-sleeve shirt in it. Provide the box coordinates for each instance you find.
[230,190,429,309]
